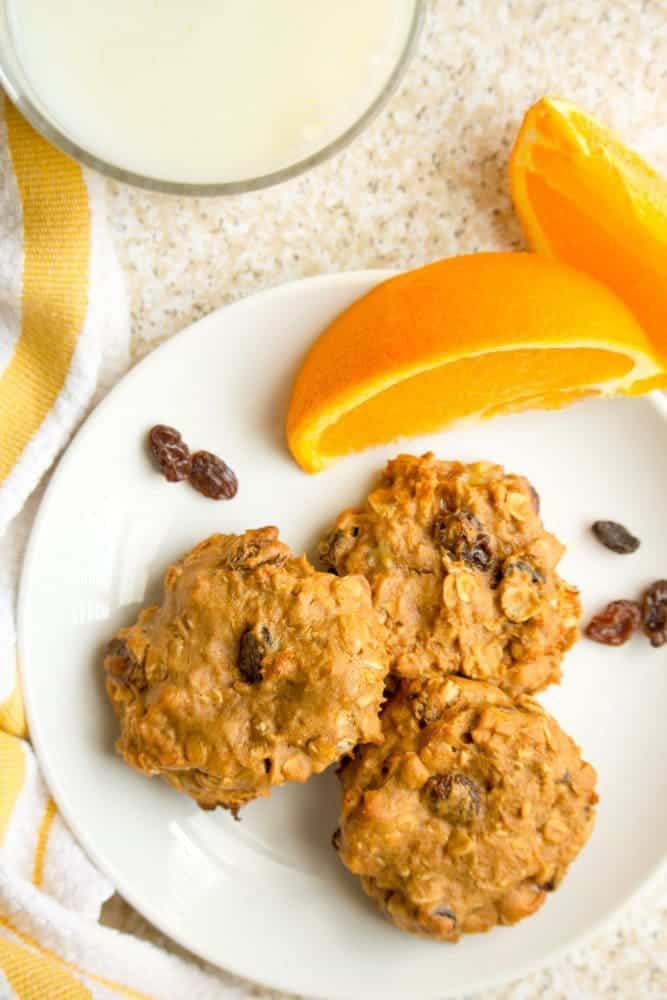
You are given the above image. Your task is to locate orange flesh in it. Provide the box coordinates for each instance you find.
[320,347,631,459]
[525,172,667,359]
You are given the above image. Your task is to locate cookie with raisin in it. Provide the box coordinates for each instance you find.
[334,676,597,940]
[104,527,386,813]
[320,453,580,696]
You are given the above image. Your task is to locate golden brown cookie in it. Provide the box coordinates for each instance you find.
[104,527,387,813]
[320,453,580,696]
[334,676,597,941]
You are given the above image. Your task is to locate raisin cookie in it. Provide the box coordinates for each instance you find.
[320,453,580,696]
[334,676,597,941]
[104,527,387,813]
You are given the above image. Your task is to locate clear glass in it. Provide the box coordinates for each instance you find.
[0,1,426,196]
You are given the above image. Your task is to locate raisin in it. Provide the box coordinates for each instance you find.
[148,424,192,482]
[383,675,399,700]
[642,580,667,648]
[229,537,287,571]
[433,906,457,925]
[423,772,482,823]
[319,529,344,571]
[410,695,441,728]
[434,511,494,572]
[189,451,238,500]
[592,520,640,554]
[105,636,132,671]
[537,879,556,892]
[238,627,268,683]
[331,828,342,851]
[104,637,145,689]
[222,804,241,821]
[467,541,494,572]
[228,541,260,568]
[585,600,642,646]
[319,525,359,571]
[499,560,544,623]
[503,559,544,585]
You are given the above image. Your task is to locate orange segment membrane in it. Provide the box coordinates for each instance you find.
[320,347,631,460]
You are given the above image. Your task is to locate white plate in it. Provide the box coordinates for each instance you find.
[19,272,667,1000]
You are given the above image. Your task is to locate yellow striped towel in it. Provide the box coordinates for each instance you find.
[0,99,237,998]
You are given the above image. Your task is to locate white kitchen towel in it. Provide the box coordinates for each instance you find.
[0,97,236,999]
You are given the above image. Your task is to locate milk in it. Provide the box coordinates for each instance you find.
[8,0,416,185]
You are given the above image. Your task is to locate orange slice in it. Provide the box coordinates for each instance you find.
[510,97,667,391]
[286,253,664,473]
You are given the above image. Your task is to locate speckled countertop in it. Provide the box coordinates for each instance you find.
[100,1,667,996]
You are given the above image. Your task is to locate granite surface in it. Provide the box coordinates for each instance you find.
[100,0,667,996]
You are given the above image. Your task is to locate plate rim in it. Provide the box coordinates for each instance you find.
[17,270,667,999]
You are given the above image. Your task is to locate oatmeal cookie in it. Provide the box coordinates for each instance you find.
[320,453,580,695]
[104,527,387,813]
[334,676,597,941]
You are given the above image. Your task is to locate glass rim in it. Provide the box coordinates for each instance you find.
[0,1,426,196]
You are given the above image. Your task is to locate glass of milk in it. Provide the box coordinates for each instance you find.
[0,1,425,194]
